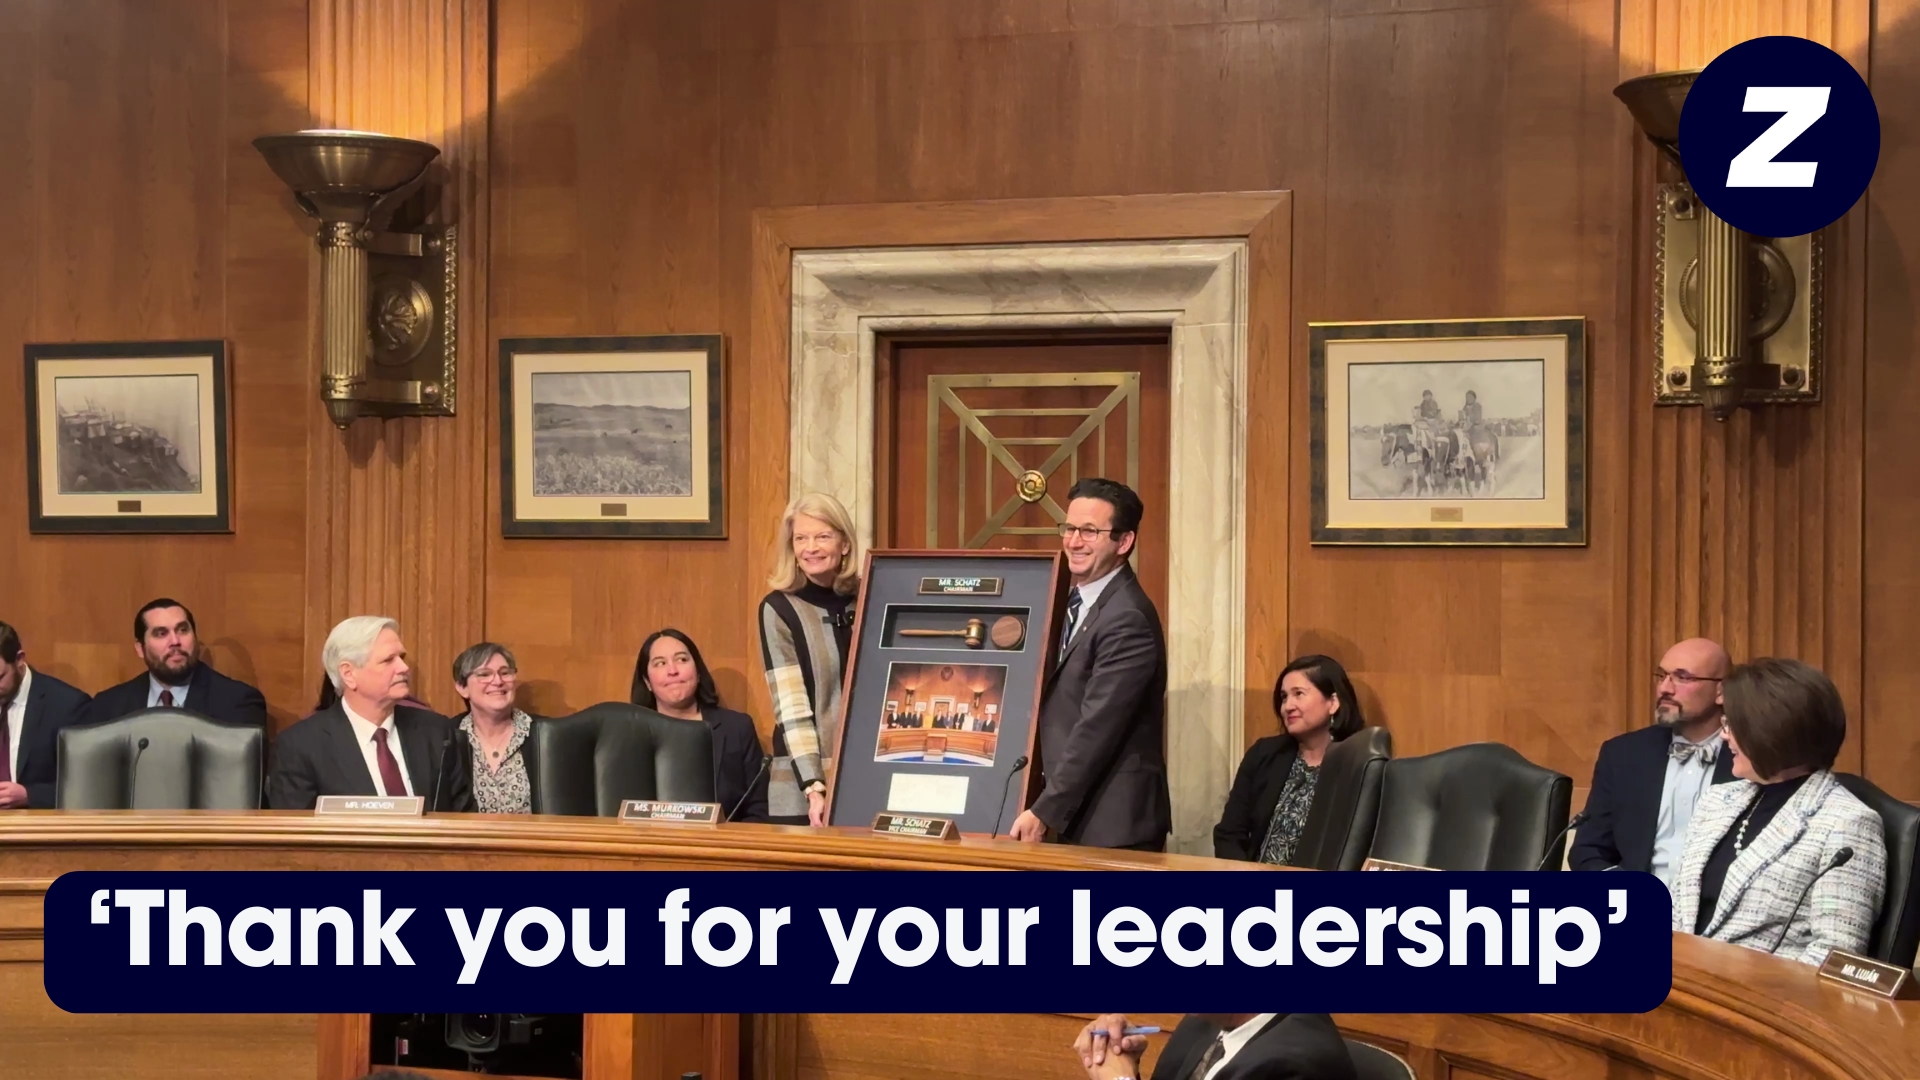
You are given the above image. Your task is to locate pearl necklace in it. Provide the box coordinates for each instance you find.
[1734,790,1766,851]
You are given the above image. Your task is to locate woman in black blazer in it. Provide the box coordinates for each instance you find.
[1213,654,1367,863]
[631,628,770,823]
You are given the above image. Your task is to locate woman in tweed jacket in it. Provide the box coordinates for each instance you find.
[757,492,860,825]
[1672,658,1886,965]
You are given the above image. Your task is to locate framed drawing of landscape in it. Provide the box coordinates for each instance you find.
[500,335,725,538]
[1309,317,1587,546]
[24,340,231,534]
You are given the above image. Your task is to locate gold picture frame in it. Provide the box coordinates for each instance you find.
[1309,317,1587,546]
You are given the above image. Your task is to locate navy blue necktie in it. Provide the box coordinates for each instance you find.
[1059,587,1084,661]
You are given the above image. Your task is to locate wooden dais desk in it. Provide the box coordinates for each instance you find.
[1,812,1912,1080]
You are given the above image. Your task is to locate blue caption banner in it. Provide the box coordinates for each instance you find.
[45,870,1673,1014]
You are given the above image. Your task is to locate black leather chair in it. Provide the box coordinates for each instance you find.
[1295,727,1393,871]
[1834,772,1920,964]
[56,708,264,810]
[1345,1039,1416,1080]
[1366,742,1573,871]
[529,702,715,817]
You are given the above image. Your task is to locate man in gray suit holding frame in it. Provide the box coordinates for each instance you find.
[1010,478,1171,851]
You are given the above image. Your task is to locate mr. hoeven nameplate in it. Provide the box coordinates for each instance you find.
[314,795,424,817]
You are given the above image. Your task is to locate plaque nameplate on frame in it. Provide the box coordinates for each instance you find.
[315,795,424,817]
[918,576,1004,596]
[618,800,722,826]
[871,813,961,840]
[1817,949,1917,999]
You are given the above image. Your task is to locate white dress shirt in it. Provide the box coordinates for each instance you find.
[1651,727,1725,891]
[147,674,188,708]
[3,665,30,783]
[1205,1013,1279,1080]
[1065,563,1126,647]
[342,700,414,797]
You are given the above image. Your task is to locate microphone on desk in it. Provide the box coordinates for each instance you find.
[995,756,1031,836]
[726,755,773,823]
[1766,846,1854,956]
[427,734,454,813]
[128,737,150,807]
[1534,810,1589,871]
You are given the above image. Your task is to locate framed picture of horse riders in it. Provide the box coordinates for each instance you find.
[1308,317,1587,546]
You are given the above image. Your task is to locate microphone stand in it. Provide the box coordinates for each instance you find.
[127,736,150,808]
[996,756,1031,836]
[427,735,453,813]
[1765,847,1855,955]
[726,755,773,823]
[1534,810,1589,871]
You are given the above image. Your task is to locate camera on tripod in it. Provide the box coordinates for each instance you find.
[371,1012,583,1077]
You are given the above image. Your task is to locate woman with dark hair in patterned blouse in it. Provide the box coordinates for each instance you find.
[449,642,536,815]
[1213,654,1367,864]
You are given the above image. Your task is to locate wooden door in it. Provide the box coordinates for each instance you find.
[879,332,1171,610]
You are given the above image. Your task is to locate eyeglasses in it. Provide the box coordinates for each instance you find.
[472,668,518,685]
[1057,523,1118,541]
[1654,668,1721,687]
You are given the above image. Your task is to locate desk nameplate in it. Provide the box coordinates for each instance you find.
[871,812,960,840]
[917,576,1003,596]
[1818,949,1917,999]
[314,795,424,817]
[619,800,722,826]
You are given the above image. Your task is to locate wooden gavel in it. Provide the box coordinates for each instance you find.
[900,618,987,648]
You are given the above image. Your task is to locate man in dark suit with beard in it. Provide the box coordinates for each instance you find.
[1073,1012,1357,1080]
[266,616,474,812]
[82,599,269,729]
[0,621,92,810]
[1008,477,1170,851]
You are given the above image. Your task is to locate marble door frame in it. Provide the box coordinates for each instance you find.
[749,194,1291,854]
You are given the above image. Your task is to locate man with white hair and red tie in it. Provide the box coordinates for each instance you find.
[265,616,473,812]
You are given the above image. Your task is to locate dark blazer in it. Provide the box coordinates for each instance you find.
[1151,1014,1357,1080]
[1215,735,1305,861]
[9,669,92,810]
[264,702,475,812]
[1031,565,1170,849]
[708,707,770,823]
[1570,723,1736,872]
[83,662,269,730]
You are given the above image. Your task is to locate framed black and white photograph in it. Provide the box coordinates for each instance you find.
[1310,317,1586,545]
[500,335,725,538]
[24,340,231,534]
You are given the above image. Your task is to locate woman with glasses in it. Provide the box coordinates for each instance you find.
[631,628,769,823]
[1671,658,1886,964]
[758,492,860,826]
[449,642,536,815]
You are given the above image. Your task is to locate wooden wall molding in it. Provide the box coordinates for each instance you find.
[304,0,492,713]
[1618,0,1874,780]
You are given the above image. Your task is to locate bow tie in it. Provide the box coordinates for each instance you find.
[1669,740,1719,765]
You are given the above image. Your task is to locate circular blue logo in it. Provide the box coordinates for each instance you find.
[1678,36,1879,238]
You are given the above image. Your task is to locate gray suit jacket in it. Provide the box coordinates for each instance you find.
[1672,769,1886,965]
[1030,565,1170,849]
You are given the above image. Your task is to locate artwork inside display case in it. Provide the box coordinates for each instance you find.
[827,550,1068,834]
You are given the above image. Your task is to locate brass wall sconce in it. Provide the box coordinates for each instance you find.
[254,130,459,429]
[1614,72,1823,420]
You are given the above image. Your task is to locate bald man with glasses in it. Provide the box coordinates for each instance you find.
[1571,637,1738,886]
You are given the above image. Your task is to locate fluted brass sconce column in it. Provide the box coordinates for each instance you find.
[254,130,459,428]
[1614,72,1822,420]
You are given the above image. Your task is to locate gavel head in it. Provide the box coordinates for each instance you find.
[963,618,986,648]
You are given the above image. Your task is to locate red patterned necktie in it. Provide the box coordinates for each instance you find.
[371,727,408,797]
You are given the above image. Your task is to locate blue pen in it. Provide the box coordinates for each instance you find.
[1091,1026,1161,1038]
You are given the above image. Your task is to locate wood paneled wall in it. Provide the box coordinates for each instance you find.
[0,0,313,724]
[5,0,1918,801]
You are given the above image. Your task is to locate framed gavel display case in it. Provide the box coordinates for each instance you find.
[826,550,1069,833]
